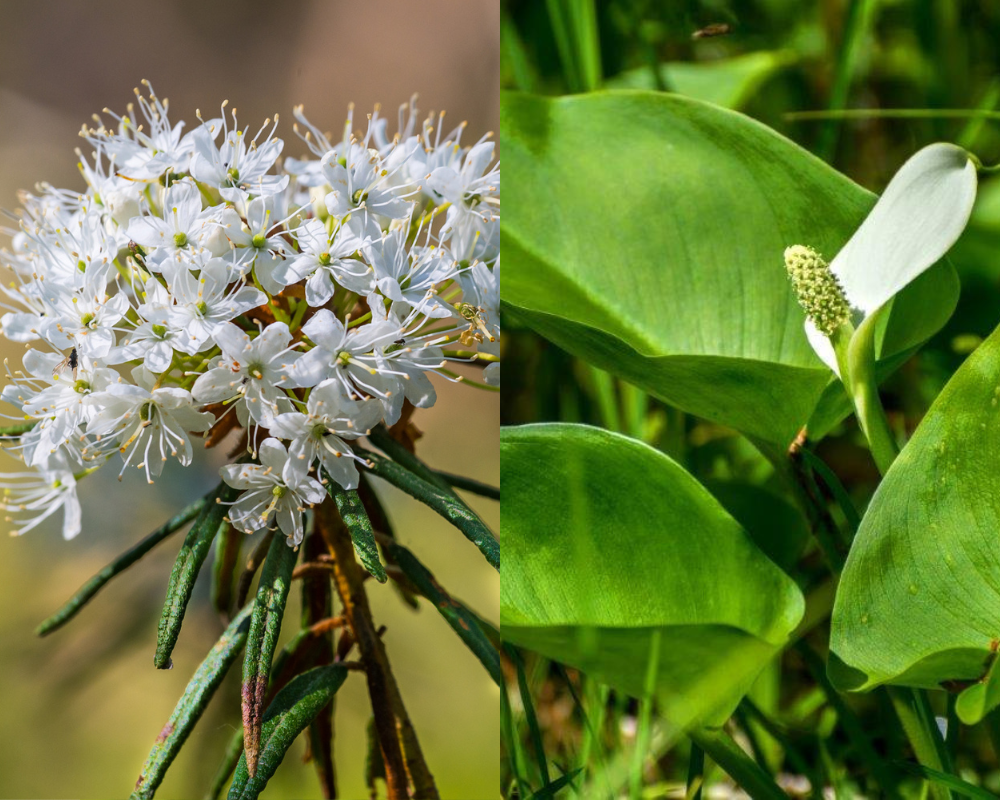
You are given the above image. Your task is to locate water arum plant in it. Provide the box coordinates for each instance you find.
[502,84,1000,799]
[0,82,499,798]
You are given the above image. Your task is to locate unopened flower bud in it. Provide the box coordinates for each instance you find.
[784,245,851,336]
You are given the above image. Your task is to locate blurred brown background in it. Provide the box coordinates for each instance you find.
[0,2,499,798]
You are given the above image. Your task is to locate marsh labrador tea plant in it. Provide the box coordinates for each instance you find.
[0,83,499,799]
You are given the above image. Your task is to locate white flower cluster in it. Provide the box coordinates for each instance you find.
[0,83,499,545]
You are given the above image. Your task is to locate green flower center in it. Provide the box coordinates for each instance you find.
[318,252,332,266]
[151,323,168,339]
[79,312,96,328]
[336,350,352,366]
[247,362,264,381]
[252,233,267,249]
[783,245,851,337]
[139,402,153,422]
[195,301,210,317]
[173,231,188,248]
[74,380,90,394]
[272,485,288,498]
[77,259,87,273]
[227,167,240,184]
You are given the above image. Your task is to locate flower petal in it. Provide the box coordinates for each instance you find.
[831,143,977,315]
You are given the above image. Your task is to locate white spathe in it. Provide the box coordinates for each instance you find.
[805,143,978,371]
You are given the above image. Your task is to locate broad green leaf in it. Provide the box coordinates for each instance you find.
[502,91,958,444]
[606,51,796,109]
[703,480,811,572]
[830,325,1000,700]
[501,423,804,727]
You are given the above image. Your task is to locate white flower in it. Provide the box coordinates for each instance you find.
[219,196,291,294]
[190,114,289,201]
[37,269,129,359]
[2,349,117,467]
[290,308,404,419]
[86,367,215,483]
[125,179,218,258]
[270,380,382,489]
[220,438,326,546]
[321,142,415,229]
[792,143,977,372]
[275,217,372,302]
[164,259,266,354]
[368,227,453,316]
[0,456,81,539]
[192,322,300,426]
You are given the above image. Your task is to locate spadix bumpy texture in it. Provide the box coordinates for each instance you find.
[0,83,499,544]
[783,245,850,337]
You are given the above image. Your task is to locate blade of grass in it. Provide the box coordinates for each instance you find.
[816,0,880,160]
[687,727,787,800]
[36,496,207,636]
[630,629,661,800]
[505,643,551,789]
[893,762,995,800]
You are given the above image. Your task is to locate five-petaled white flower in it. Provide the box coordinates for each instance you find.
[220,438,326,546]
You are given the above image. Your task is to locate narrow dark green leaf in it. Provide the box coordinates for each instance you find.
[130,604,254,799]
[206,728,244,800]
[228,665,349,800]
[325,481,387,582]
[362,450,499,570]
[528,768,583,800]
[235,530,275,609]
[432,469,500,501]
[36,496,207,637]
[155,483,237,669]
[0,420,39,437]
[368,424,454,494]
[893,761,996,800]
[358,474,419,608]
[383,539,500,685]
[242,532,299,777]
[505,644,550,787]
[212,522,242,621]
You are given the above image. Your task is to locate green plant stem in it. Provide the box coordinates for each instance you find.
[889,688,954,800]
[685,741,705,800]
[687,727,787,800]
[834,320,954,798]
[817,0,880,160]
[630,629,661,800]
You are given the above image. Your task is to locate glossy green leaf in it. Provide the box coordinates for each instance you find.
[501,91,958,444]
[606,51,796,109]
[501,423,804,726]
[830,325,1000,700]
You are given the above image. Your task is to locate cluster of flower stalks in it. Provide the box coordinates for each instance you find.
[0,83,500,799]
